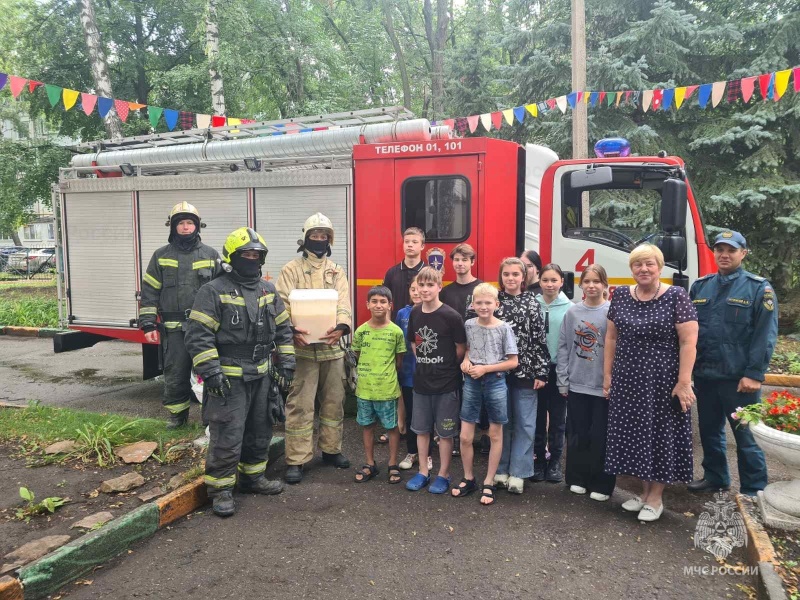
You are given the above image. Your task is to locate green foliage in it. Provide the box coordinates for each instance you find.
[74,418,148,467]
[15,486,68,522]
[0,297,59,328]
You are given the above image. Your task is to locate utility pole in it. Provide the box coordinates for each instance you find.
[571,0,590,223]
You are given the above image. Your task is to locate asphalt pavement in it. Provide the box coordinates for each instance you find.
[1,336,791,599]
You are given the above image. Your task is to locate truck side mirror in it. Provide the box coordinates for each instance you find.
[653,234,686,264]
[562,271,575,300]
[660,178,687,233]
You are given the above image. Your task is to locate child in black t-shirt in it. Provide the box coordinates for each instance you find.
[440,243,482,320]
[405,267,467,495]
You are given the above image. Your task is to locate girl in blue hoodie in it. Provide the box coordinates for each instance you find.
[533,263,572,483]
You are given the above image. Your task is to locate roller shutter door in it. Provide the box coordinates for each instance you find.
[138,189,249,269]
[64,192,137,325]
[254,186,350,279]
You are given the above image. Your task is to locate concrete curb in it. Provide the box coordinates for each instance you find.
[764,373,800,388]
[0,327,65,338]
[735,494,789,600]
[2,436,285,600]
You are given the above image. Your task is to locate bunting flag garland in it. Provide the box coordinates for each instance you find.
[0,65,798,138]
[62,89,79,111]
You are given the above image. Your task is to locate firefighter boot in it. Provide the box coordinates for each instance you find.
[285,465,303,484]
[239,477,284,495]
[322,452,350,469]
[212,490,235,517]
[166,410,189,430]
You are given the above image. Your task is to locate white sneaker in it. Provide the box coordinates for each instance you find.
[494,474,509,488]
[622,496,645,512]
[427,456,433,471]
[507,476,524,494]
[637,503,664,522]
[569,485,587,495]
[399,453,417,470]
[590,492,610,502]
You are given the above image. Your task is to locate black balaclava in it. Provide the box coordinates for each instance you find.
[230,253,262,279]
[169,215,201,251]
[304,238,330,259]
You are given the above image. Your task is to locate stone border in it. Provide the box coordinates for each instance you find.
[0,437,284,600]
[735,494,789,600]
[0,327,64,339]
[764,373,800,388]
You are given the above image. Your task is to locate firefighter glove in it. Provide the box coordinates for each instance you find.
[277,367,295,391]
[205,373,231,398]
[269,379,286,423]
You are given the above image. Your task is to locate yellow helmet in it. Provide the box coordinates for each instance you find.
[222,227,268,264]
[165,201,202,227]
[302,212,334,246]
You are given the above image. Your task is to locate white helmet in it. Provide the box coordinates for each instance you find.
[302,213,335,246]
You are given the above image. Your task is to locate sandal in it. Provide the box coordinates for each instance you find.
[388,465,402,485]
[354,464,379,483]
[451,478,477,498]
[378,433,389,444]
[480,484,497,506]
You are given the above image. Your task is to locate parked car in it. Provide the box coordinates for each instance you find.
[6,247,56,272]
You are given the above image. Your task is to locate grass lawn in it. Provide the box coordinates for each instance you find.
[0,279,60,328]
[0,402,203,466]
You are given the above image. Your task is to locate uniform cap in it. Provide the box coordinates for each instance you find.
[713,230,747,249]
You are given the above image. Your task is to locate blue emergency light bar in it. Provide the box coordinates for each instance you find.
[594,138,631,158]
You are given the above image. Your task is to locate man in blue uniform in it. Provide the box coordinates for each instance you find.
[688,231,778,497]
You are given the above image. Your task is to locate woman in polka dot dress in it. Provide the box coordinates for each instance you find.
[602,244,699,522]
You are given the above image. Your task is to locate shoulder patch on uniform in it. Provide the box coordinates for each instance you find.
[763,297,774,311]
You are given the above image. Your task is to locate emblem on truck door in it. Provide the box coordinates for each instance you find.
[426,247,445,273]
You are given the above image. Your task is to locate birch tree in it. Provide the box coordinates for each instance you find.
[79,0,123,139]
[206,0,226,116]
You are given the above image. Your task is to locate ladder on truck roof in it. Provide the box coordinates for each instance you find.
[72,106,416,153]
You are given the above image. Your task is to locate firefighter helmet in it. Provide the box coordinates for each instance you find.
[222,227,268,264]
[164,201,203,227]
[302,213,335,246]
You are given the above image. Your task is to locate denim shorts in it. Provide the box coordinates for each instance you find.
[356,398,398,429]
[461,373,509,425]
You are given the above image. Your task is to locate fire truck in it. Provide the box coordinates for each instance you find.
[53,106,714,377]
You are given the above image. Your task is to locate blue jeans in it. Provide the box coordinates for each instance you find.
[695,377,768,494]
[461,373,508,425]
[498,382,537,478]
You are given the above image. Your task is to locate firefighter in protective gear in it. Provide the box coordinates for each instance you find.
[185,227,295,517]
[139,202,221,428]
[276,213,352,484]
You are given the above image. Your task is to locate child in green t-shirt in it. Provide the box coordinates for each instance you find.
[352,286,406,484]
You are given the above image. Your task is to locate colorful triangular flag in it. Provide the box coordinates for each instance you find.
[697,83,712,108]
[9,76,26,98]
[0,73,6,91]
[97,97,113,118]
[491,111,503,130]
[556,96,567,114]
[80,94,97,116]
[502,109,514,125]
[598,91,607,105]
[674,87,687,109]
[641,90,653,112]
[794,68,800,93]
[114,99,130,122]
[567,92,577,109]
[62,89,79,111]
[164,109,179,131]
[758,73,771,100]
[661,88,675,110]
[546,98,556,110]
[589,92,599,107]
[148,106,164,128]
[443,119,455,130]
[211,115,227,127]
[467,115,479,133]
[196,114,211,129]
[741,76,756,103]
[624,90,633,104]
[513,106,526,123]
[480,113,492,132]
[577,91,584,103]
[128,102,147,111]
[652,89,662,111]
[711,81,726,107]
[525,104,538,118]
[28,80,43,93]
[615,91,623,106]
[775,69,791,100]
[606,92,615,107]
[45,84,62,107]
[684,85,698,100]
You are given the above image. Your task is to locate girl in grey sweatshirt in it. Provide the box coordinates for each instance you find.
[556,264,616,501]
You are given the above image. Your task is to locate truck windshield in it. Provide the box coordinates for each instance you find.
[561,167,677,251]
